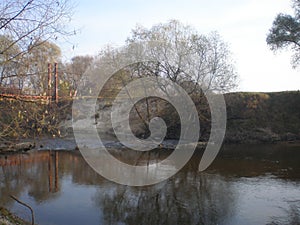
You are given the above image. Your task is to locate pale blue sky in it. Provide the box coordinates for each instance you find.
[61,0,300,92]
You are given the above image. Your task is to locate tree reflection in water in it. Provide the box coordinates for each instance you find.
[0,145,299,225]
[94,172,235,225]
[0,150,235,224]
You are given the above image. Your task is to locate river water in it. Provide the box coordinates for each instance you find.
[0,143,299,225]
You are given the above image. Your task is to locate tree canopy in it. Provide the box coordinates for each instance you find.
[267,0,300,68]
[118,20,238,93]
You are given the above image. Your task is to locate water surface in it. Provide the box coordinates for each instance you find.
[0,143,300,225]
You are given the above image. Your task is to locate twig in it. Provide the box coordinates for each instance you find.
[10,195,35,225]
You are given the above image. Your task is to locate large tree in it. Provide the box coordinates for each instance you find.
[126,20,238,93]
[83,21,237,139]
[267,0,300,68]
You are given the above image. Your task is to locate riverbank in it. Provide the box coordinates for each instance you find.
[0,207,30,225]
[225,91,300,143]
[1,91,299,146]
[1,136,299,156]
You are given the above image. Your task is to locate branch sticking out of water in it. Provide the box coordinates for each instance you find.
[10,195,35,225]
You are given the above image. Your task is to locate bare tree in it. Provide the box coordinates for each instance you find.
[63,55,94,96]
[25,41,61,94]
[0,0,74,63]
[0,39,61,94]
[82,21,237,140]
[126,20,238,93]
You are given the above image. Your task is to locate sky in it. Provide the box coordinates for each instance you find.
[61,0,300,92]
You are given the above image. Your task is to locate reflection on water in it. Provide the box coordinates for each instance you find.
[0,144,300,225]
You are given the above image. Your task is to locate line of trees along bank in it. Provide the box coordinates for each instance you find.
[1,1,238,141]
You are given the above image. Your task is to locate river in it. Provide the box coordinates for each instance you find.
[0,143,299,225]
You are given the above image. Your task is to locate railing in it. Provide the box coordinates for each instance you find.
[0,63,60,103]
[0,91,52,103]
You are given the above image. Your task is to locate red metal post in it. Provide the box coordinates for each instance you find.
[54,62,58,103]
[47,63,52,103]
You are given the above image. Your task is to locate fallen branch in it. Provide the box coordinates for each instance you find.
[10,195,35,225]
